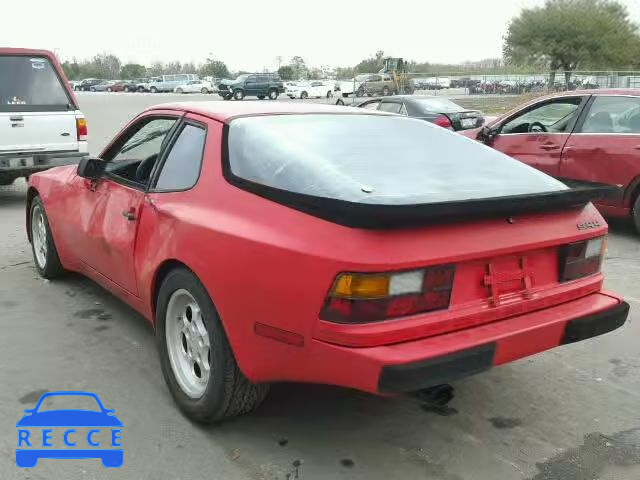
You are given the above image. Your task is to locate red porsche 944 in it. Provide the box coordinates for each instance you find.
[27,102,628,422]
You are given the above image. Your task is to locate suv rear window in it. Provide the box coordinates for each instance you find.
[226,114,567,205]
[0,56,72,112]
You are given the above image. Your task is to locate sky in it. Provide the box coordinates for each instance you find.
[3,0,640,71]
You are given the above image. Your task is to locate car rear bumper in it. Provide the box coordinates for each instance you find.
[0,151,87,175]
[299,292,628,394]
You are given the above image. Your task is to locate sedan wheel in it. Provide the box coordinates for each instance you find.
[107,87,112,92]
[201,87,209,94]
[124,86,130,92]
[268,89,278,100]
[383,86,390,96]
[156,268,269,422]
[176,88,183,94]
[234,89,245,101]
[30,196,64,278]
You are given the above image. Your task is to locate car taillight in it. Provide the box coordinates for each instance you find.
[76,117,88,141]
[320,265,455,324]
[559,236,606,282]
[434,115,453,129]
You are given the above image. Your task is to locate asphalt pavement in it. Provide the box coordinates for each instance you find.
[1,92,640,480]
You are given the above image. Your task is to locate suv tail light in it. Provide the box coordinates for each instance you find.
[320,265,455,324]
[76,117,88,141]
[559,236,606,282]
[434,115,453,129]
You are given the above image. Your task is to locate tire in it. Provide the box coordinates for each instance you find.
[632,194,640,234]
[300,91,308,99]
[326,90,333,98]
[257,95,265,100]
[233,89,244,101]
[201,87,209,94]
[30,196,64,279]
[268,88,278,100]
[138,86,145,92]
[124,86,130,92]
[156,268,269,423]
[176,88,184,94]
[382,86,390,96]
[90,87,96,92]
[150,87,158,93]
[223,94,232,101]
[356,88,364,97]
[342,93,349,98]
[107,87,112,92]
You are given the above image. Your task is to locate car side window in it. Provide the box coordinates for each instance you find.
[579,96,640,134]
[378,102,402,114]
[500,98,582,134]
[104,117,178,186]
[360,100,381,110]
[246,76,256,84]
[154,123,206,191]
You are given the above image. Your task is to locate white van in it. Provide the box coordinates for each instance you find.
[148,74,199,93]
[0,48,88,186]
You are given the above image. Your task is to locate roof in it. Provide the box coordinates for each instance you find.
[0,47,55,57]
[147,101,388,122]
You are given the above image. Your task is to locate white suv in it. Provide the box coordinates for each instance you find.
[0,48,88,185]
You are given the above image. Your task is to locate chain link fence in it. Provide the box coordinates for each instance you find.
[405,71,640,96]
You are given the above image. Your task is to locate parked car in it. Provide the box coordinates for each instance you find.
[0,48,88,186]
[346,96,485,131]
[338,74,369,97]
[27,101,627,423]
[217,73,284,100]
[466,89,640,233]
[137,77,159,92]
[286,81,334,99]
[90,80,117,92]
[77,78,103,91]
[175,80,214,94]
[149,74,199,93]
[111,80,138,92]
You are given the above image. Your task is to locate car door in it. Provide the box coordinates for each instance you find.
[560,94,640,207]
[488,96,587,176]
[70,114,180,294]
[244,75,257,95]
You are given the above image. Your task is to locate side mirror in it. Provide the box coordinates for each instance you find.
[77,156,106,180]
[478,125,498,145]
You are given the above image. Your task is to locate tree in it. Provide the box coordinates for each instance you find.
[504,0,640,86]
[290,56,308,79]
[91,53,121,79]
[199,57,231,79]
[355,50,385,74]
[120,63,147,79]
[148,62,165,77]
[277,65,295,80]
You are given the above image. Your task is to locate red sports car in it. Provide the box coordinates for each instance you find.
[27,102,629,423]
[465,89,640,232]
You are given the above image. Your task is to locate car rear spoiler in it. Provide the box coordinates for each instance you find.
[233,177,620,229]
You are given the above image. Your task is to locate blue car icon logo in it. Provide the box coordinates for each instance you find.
[16,391,123,468]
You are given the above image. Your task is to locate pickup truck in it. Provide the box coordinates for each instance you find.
[0,48,88,186]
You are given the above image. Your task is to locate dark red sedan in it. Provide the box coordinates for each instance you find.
[27,102,628,422]
[466,89,640,232]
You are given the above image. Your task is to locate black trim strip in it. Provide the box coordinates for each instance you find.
[561,301,629,345]
[378,343,496,393]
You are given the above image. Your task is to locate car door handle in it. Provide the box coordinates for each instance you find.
[122,210,136,221]
[540,144,559,150]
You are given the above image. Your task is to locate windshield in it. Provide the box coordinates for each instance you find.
[415,98,465,113]
[0,55,71,112]
[235,74,249,82]
[227,114,567,205]
[355,74,370,81]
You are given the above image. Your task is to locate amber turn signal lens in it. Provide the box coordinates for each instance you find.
[332,273,390,299]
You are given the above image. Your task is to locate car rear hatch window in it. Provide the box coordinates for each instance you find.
[0,55,72,112]
[225,114,613,228]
